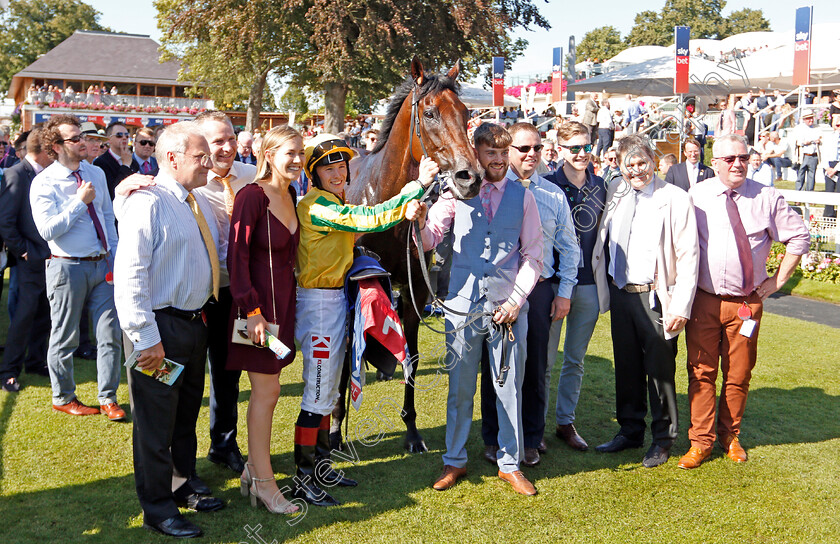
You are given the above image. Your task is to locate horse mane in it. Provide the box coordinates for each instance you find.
[371,72,460,154]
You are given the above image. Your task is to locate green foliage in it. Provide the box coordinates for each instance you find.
[624,0,770,47]
[0,0,107,92]
[766,241,840,284]
[577,25,626,62]
[276,85,310,115]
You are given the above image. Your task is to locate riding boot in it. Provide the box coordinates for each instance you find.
[315,415,357,487]
[292,412,340,507]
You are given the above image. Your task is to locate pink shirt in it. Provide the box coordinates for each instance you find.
[689,177,810,296]
[421,178,543,307]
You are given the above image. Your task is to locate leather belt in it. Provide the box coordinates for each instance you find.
[51,254,105,262]
[803,153,817,156]
[155,306,204,321]
[614,281,654,293]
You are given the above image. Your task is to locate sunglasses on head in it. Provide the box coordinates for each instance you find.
[511,144,544,154]
[716,154,750,164]
[137,140,155,147]
[560,143,593,154]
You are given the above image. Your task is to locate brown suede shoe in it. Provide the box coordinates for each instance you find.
[53,399,100,416]
[555,423,588,451]
[498,470,537,496]
[100,402,127,421]
[721,437,748,463]
[522,447,540,467]
[483,445,499,465]
[432,465,466,491]
[677,446,712,469]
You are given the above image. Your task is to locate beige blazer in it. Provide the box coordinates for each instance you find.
[592,176,699,340]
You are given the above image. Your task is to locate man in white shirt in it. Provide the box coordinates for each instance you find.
[762,132,792,182]
[747,151,773,186]
[793,112,822,191]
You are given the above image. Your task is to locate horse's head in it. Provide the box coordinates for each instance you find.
[406,57,482,200]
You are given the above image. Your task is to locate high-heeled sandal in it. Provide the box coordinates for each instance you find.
[250,476,300,514]
[240,462,254,497]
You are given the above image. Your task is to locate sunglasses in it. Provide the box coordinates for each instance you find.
[137,140,155,147]
[62,135,84,144]
[511,144,544,154]
[605,156,618,162]
[0,142,7,147]
[716,154,750,164]
[112,132,130,139]
[560,143,593,154]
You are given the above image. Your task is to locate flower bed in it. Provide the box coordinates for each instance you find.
[767,241,840,284]
[34,101,205,116]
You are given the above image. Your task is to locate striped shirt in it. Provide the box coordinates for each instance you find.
[114,172,221,351]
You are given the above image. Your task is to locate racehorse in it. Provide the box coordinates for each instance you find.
[334,57,483,453]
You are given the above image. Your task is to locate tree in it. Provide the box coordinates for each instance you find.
[276,85,310,116]
[0,0,107,92]
[156,0,550,133]
[624,0,770,47]
[577,26,626,62]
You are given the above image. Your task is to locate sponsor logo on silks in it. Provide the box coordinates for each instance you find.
[796,31,810,42]
[311,335,330,402]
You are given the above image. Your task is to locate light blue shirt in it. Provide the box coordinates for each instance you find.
[113,172,221,350]
[30,159,118,258]
[506,168,579,299]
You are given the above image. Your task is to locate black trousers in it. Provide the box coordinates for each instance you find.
[482,280,552,448]
[204,286,241,453]
[824,171,840,218]
[609,284,678,447]
[0,259,50,379]
[128,311,208,524]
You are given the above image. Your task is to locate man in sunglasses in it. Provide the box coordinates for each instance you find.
[131,128,159,176]
[677,134,809,469]
[592,133,699,468]
[93,121,135,200]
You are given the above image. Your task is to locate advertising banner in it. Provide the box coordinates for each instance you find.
[792,6,813,86]
[552,47,563,103]
[492,57,504,108]
[674,26,690,94]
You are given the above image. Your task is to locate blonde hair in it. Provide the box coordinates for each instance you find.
[255,125,302,181]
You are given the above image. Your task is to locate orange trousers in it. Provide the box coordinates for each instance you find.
[684,289,763,449]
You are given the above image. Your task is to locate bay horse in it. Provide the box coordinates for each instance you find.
[333,57,483,453]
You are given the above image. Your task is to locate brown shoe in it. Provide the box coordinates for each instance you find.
[498,470,537,496]
[677,446,712,469]
[721,437,748,463]
[522,447,540,467]
[555,423,589,451]
[53,399,100,416]
[432,465,466,491]
[537,439,547,454]
[100,402,127,421]
[483,445,499,465]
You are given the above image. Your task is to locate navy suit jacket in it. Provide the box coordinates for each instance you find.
[0,159,50,262]
[93,151,133,200]
[664,161,714,192]
[130,155,159,177]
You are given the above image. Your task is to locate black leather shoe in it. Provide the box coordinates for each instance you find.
[173,487,225,512]
[595,434,643,453]
[642,444,670,468]
[207,448,245,474]
[25,365,50,377]
[483,445,499,465]
[315,462,358,487]
[293,478,341,507]
[143,514,203,538]
[187,473,211,496]
[2,377,21,392]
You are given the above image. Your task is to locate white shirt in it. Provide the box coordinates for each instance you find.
[686,161,699,187]
[109,148,123,165]
[597,107,614,129]
[25,156,44,174]
[609,181,659,285]
[748,164,773,186]
[114,172,221,350]
[794,123,821,154]
[820,130,840,170]
[194,160,257,286]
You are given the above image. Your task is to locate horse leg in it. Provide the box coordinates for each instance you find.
[329,348,351,451]
[401,286,428,454]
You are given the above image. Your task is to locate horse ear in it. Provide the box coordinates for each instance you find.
[410,55,425,85]
[447,60,461,81]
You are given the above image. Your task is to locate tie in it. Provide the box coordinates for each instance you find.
[140,160,150,175]
[612,190,638,289]
[71,171,108,253]
[216,175,235,218]
[725,190,754,292]
[186,192,220,301]
[519,177,531,189]
[480,183,494,221]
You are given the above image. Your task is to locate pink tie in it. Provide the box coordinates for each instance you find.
[480,184,493,221]
[725,189,754,292]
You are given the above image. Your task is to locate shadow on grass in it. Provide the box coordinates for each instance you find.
[0,389,19,491]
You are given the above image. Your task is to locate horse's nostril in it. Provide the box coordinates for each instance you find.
[454,169,472,181]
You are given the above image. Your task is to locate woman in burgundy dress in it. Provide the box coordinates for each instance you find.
[226,125,302,514]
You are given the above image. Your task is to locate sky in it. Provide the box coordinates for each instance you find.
[86,0,837,82]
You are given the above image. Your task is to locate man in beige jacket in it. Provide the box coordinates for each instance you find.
[591,134,699,468]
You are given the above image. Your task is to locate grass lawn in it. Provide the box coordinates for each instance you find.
[1,297,838,544]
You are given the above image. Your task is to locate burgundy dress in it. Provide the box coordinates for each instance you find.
[226,183,299,373]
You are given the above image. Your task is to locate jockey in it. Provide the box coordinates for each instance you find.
[292,133,438,507]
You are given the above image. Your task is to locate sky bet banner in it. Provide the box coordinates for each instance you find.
[551,47,563,103]
[674,26,690,94]
[492,57,504,107]
[793,6,813,86]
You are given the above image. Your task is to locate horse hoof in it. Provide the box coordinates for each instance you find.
[404,437,428,454]
[329,431,344,452]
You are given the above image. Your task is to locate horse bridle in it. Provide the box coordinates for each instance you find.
[404,87,514,385]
